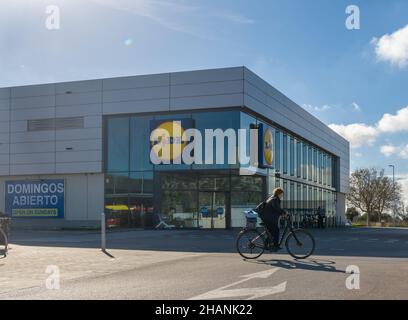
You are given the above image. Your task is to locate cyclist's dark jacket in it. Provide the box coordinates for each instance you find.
[262,196,285,222]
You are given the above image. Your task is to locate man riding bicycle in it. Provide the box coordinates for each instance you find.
[256,187,288,251]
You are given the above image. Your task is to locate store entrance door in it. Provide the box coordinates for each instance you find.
[198,192,229,229]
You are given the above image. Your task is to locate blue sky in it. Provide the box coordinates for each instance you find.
[1,0,408,193]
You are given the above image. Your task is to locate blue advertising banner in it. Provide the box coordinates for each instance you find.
[5,180,65,218]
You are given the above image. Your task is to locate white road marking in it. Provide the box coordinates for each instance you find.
[189,268,287,300]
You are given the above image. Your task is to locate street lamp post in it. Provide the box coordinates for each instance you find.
[388,165,396,226]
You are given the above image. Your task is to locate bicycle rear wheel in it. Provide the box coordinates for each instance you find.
[236,229,266,259]
[0,228,8,257]
[285,229,315,259]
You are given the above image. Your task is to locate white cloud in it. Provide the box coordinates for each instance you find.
[380,144,408,159]
[328,123,377,148]
[380,144,399,157]
[377,106,408,133]
[351,102,361,112]
[303,104,332,112]
[372,24,408,68]
[329,105,408,149]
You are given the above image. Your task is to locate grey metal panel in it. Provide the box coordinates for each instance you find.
[0,165,9,175]
[11,95,55,109]
[56,104,102,117]
[84,115,102,128]
[56,162,101,174]
[0,121,9,133]
[103,73,170,90]
[102,99,170,115]
[56,92,102,106]
[11,141,55,154]
[0,99,9,110]
[11,152,55,165]
[0,133,9,144]
[56,139,102,152]
[56,79,102,94]
[10,163,55,175]
[0,154,9,165]
[170,93,243,111]
[0,143,9,154]
[11,84,55,98]
[11,107,55,121]
[103,86,169,103]
[0,88,10,100]
[11,131,55,143]
[55,128,102,141]
[10,121,27,133]
[170,80,243,98]
[0,110,10,121]
[170,67,243,85]
[56,150,101,163]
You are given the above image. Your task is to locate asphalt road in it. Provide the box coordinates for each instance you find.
[2,227,408,300]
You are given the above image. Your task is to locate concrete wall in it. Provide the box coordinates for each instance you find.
[0,173,104,229]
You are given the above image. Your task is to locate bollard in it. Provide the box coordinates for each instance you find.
[101,212,106,252]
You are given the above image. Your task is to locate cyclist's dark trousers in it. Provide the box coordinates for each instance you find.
[263,218,279,246]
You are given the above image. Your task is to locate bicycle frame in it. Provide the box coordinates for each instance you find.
[251,215,302,248]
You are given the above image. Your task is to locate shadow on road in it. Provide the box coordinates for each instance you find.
[245,258,346,274]
[8,227,408,259]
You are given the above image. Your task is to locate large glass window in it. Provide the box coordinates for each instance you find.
[275,130,281,172]
[290,137,295,176]
[296,140,301,178]
[283,134,288,174]
[106,117,129,172]
[130,116,153,171]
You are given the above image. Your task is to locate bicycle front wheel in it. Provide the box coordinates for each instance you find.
[285,229,315,259]
[0,228,8,257]
[236,229,266,259]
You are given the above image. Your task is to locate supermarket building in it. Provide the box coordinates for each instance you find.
[0,67,350,229]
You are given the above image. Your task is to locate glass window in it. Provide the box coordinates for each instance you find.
[290,137,295,176]
[192,110,240,169]
[308,146,312,181]
[106,117,129,172]
[239,112,257,169]
[296,140,302,178]
[199,176,230,191]
[231,176,263,192]
[313,148,318,183]
[161,173,197,190]
[283,134,288,174]
[302,142,307,180]
[275,130,281,172]
[130,116,153,171]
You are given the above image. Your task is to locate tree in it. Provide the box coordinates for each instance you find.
[347,168,402,226]
[346,207,359,222]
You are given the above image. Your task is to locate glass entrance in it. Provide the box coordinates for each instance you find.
[198,192,228,229]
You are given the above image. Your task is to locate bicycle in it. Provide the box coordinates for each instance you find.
[236,212,315,260]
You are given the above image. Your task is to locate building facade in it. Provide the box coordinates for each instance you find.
[0,67,349,229]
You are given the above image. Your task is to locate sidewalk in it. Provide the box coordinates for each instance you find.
[0,238,204,296]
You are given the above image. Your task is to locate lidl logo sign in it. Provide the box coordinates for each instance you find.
[150,119,194,164]
[258,123,274,169]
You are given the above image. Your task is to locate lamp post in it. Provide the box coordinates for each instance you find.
[388,165,396,226]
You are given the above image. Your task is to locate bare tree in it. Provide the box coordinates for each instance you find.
[347,168,402,226]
